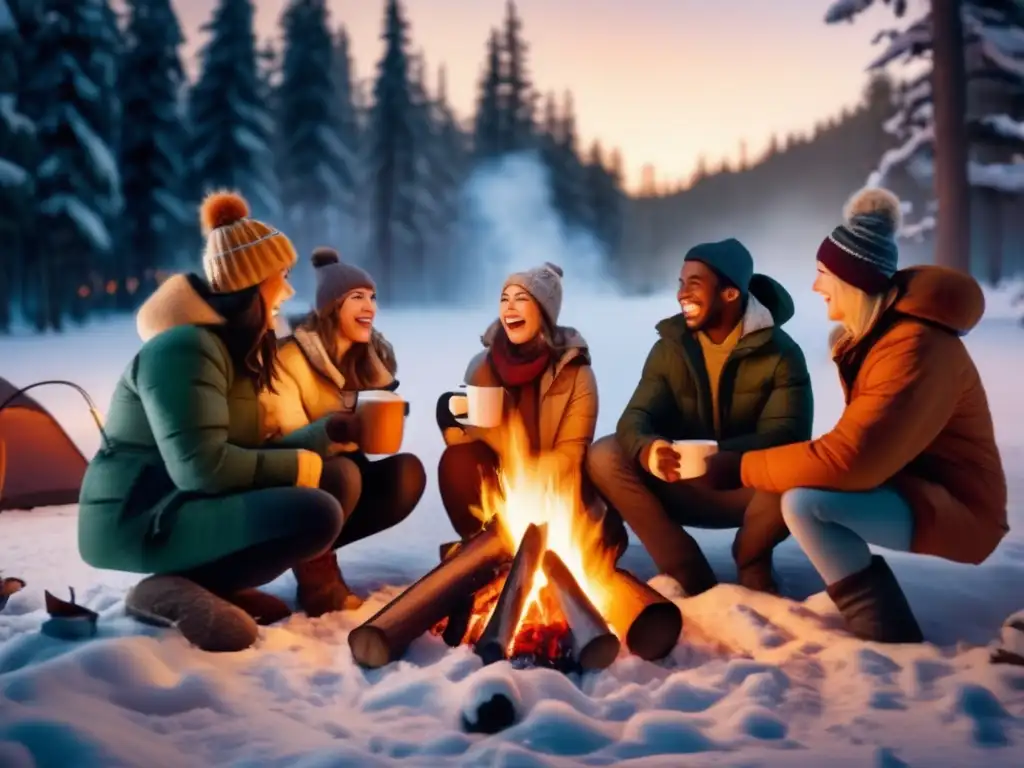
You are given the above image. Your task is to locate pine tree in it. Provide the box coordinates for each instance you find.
[331,26,362,256]
[553,91,587,227]
[189,0,278,221]
[500,0,534,152]
[367,0,418,303]
[584,140,625,267]
[277,0,353,294]
[21,0,122,329]
[473,29,502,160]
[0,0,34,332]
[119,0,190,308]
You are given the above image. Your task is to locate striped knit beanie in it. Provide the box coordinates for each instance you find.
[200,190,297,294]
[816,187,902,294]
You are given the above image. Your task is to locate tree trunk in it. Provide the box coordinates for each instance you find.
[930,0,971,273]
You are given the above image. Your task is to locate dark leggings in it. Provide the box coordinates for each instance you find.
[181,453,426,594]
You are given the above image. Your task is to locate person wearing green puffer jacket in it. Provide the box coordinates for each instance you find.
[586,239,813,597]
[78,191,352,653]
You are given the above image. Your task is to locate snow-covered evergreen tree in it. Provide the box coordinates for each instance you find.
[331,26,362,260]
[0,0,34,332]
[189,0,279,222]
[366,0,419,303]
[826,0,1024,276]
[119,0,190,307]
[277,0,354,294]
[429,64,468,299]
[474,30,502,160]
[500,0,534,152]
[21,0,122,329]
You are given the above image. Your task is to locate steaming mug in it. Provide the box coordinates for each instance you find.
[448,385,504,428]
[671,439,719,480]
[356,390,409,455]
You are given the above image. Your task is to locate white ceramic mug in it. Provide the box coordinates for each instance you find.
[671,439,719,480]
[449,385,504,428]
[356,390,408,454]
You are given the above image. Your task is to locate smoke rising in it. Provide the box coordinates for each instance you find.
[454,152,614,312]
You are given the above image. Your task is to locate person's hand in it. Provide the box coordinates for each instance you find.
[325,411,361,445]
[641,439,682,482]
[704,451,743,490]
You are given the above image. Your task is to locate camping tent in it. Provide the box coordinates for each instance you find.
[0,377,87,511]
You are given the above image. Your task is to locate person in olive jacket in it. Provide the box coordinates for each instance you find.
[586,239,813,596]
[78,191,353,653]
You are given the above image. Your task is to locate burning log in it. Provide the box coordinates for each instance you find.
[541,551,620,671]
[475,523,547,665]
[349,524,512,668]
[602,568,683,661]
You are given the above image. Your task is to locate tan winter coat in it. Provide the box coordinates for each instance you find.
[447,322,598,479]
[740,266,1007,565]
[260,326,397,447]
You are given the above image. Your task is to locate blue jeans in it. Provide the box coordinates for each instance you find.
[781,487,914,585]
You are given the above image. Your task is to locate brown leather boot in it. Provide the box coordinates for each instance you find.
[293,552,363,618]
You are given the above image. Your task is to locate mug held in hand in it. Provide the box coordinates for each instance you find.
[448,385,503,428]
[355,390,408,455]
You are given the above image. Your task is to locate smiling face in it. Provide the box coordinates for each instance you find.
[500,284,543,345]
[677,261,738,332]
[258,270,295,330]
[337,287,377,343]
[812,263,844,322]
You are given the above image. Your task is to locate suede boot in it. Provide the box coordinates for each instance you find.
[223,589,292,626]
[126,575,259,652]
[294,552,363,618]
[826,555,923,643]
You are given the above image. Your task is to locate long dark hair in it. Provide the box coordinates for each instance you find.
[189,274,280,394]
[298,301,379,391]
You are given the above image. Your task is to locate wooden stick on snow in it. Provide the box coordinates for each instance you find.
[541,550,620,671]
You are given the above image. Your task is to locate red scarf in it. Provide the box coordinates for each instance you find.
[488,331,552,387]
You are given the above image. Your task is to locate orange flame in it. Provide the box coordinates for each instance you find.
[471,414,616,652]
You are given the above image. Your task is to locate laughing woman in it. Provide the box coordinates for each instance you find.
[435,263,626,552]
[78,192,350,653]
[261,248,426,617]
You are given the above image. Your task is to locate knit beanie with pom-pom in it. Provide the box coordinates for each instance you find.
[200,190,297,293]
[816,187,902,294]
[311,247,376,312]
[503,262,564,326]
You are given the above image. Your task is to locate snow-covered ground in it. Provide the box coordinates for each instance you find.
[2,283,1024,767]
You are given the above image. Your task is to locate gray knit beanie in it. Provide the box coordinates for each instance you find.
[503,262,564,326]
[312,247,376,311]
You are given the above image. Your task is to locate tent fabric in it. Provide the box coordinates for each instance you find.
[0,377,87,511]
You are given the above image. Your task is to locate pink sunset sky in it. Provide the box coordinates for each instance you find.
[168,0,898,191]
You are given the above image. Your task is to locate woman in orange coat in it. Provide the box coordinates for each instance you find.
[705,187,1008,643]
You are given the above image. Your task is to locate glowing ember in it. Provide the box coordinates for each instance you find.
[469,415,617,660]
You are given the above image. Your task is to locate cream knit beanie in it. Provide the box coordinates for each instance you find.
[200,190,297,293]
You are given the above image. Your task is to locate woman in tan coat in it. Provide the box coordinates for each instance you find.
[706,187,1008,643]
[436,263,626,552]
[262,248,425,617]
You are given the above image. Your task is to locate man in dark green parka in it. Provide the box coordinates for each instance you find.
[586,239,813,595]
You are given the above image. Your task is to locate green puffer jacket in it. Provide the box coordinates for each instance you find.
[78,274,334,574]
[616,273,813,460]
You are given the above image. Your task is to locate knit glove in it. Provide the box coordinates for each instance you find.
[325,411,362,445]
[704,451,743,490]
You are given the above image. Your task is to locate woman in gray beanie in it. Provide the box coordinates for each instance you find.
[435,263,626,554]
[261,248,425,618]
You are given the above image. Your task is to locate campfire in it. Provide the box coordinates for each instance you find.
[348,419,683,672]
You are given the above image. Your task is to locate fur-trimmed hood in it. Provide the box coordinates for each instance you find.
[136,274,224,342]
[290,325,397,391]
